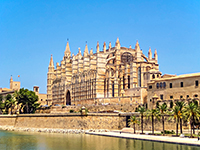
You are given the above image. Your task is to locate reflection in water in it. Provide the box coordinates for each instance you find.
[0,130,199,150]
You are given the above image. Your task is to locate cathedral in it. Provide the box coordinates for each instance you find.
[47,38,161,106]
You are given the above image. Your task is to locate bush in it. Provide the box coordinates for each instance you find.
[69,109,74,113]
[161,130,175,134]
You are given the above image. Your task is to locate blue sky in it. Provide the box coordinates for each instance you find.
[0,0,200,93]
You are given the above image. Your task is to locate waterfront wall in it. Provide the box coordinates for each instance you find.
[0,113,182,131]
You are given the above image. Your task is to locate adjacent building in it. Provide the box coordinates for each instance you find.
[47,38,161,106]
[147,73,200,109]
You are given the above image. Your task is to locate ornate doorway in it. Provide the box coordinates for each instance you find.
[66,90,71,105]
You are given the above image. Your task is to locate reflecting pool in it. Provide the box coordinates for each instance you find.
[0,130,199,150]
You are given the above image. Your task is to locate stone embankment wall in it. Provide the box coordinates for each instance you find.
[0,113,182,131]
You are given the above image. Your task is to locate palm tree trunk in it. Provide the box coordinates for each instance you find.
[134,123,136,134]
[190,121,193,137]
[152,114,154,134]
[192,115,195,134]
[180,118,182,134]
[162,115,165,135]
[141,114,143,134]
[176,122,178,136]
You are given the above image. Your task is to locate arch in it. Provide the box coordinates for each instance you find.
[141,54,149,62]
[66,90,71,105]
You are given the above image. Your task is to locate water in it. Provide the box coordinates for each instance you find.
[0,130,199,150]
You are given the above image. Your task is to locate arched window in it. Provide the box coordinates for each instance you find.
[107,79,109,97]
[156,83,159,89]
[104,79,106,97]
[123,76,125,89]
[138,67,141,87]
[112,81,114,97]
[160,82,162,88]
[163,82,166,88]
[128,75,130,89]
[152,74,155,79]
[121,52,134,63]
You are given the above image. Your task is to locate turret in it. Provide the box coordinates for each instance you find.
[135,40,142,61]
[48,55,54,72]
[103,42,106,53]
[84,44,89,57]
[154,49,158,63]
[109,42,111,51]
[115,38,120,49]
[10,76,13,89]
[64,42,71,59]
[148,47,152,60]
[90,48,93,55]
[96,41,100,53]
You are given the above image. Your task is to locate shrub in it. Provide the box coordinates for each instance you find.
[69,109,74,113]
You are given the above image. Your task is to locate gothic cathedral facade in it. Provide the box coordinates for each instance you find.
[47,38,161,106]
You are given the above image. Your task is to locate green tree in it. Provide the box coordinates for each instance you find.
[0,95,5,114]
[137,106,146,134]
[183,101,200,137]
[4,94,16,114]
[15,88,40,114]
[146,108,160,134]
[175,101,185,134]
[168,105,182,136]
[128,115,140,134]
[158,103,168,135]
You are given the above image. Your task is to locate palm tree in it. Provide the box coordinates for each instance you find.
[128,115,140,134]
[168,105,182,136]
[137,106,146,134]
[175,101,185,134]
[183,101,200,137]
[158,103,167,135]
[5,94,16,114]
[146,108,160,134]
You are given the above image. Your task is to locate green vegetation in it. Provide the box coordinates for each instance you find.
[0,88,40,114]
[128,116,140,134]
[132,99,200,138]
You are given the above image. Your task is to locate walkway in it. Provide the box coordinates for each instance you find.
[86,131,200,147]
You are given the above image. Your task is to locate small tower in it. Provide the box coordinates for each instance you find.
[96,41,100,53]
[135,40,142,61]
[90,48,93,55]
[109,42,111,49]
[115,38,121,49]
[148,47,152,60]
[64,42,71,59]
[103,42,106,53]
[84,44,89,57]
[33,86,39,95]
[154,49,158,63]
[10,76,13,89]
[47,55,55,105]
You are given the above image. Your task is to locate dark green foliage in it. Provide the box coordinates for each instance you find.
[69,109,74,113]
[170,101,173,108]
[15,88,40,114]
[161,130,175,134]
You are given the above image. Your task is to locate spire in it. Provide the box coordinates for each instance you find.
[84,44,89,57]
[96,41,100,53]
[103,42,106,53]
[154,49,158,62]
[115,37,120,49]
[135,40,140,51]
[148,47,152,60]
[78,47,81,54]
[49,55,54,67]
[90,48,93,55]
[64,42,71,58]
[109,42,111,50]
[10,75,13,82]
[129,45,132,48]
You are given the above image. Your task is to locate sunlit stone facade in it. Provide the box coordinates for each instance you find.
[47,38,161,106]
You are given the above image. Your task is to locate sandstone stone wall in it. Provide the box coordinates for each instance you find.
[0,115,16,126]
[0,113,185,132]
